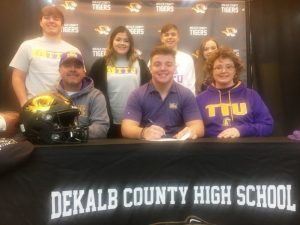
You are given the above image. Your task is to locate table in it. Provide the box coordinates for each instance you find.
[0,137,299,225]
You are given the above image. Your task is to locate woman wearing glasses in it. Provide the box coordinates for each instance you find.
[196,47,273,138]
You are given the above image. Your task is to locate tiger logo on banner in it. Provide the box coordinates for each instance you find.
[61,1,77,10]
[192,4,208,14]
[222,27,238,37]
[95,25,111,35]
[126,2,142,13]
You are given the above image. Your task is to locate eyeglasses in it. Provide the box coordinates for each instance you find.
[213,65,235,72]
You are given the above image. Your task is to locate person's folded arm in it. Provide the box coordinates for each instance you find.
[187,119,205,139]
[12,69,27,107]
[121,119,166,140]
[236,91,274,137]
[88,93,110,139]
[175,119,204,139]
[236,121,273,137]
[121,119,143,139]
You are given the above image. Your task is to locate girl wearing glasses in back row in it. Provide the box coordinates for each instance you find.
[196,47,274,138]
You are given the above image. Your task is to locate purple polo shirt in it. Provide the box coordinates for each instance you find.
[123,81,202,135]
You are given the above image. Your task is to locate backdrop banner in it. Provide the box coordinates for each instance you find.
[55,0,248,82]
[0,139,299,225]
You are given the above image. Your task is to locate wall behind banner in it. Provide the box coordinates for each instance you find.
[0,0,42,111]
[57,0,248,82]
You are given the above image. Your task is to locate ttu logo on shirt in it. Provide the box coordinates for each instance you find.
[222,117,232,127]
[77,105,86,117]
[173,68,183,84]
[169,102,178,110]
[107,66,137,75]
[205,103,247,117]
[32,48,62,59]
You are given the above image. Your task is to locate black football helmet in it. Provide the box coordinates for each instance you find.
[19,92,88,144]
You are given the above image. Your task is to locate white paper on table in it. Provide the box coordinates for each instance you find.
[150,132,191,142]
[150,138,179,142]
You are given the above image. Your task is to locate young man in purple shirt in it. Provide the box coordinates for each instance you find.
[121,46,204,140]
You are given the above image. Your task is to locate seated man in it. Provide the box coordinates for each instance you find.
[57,51,109,138]
[196,47,273,138]
[0,112,19,138]
[121,46,204,140]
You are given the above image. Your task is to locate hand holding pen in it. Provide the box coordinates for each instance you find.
[141,119,166,140]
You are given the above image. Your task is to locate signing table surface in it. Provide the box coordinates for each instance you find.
[0,137,299,225]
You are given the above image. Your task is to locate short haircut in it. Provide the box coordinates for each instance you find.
[150,45,176,62]
[40,5,64,24]
[205,47,244,83]
[160,23,179,35]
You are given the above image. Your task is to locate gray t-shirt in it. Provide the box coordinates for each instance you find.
[9,36,80,99]
[107,57,141,124]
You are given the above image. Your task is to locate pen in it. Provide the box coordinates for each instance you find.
[148,118,155,125]
[148,119,166,138]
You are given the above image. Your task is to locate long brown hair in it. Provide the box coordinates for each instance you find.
[195,37,219,94]
[105,26,139,67]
